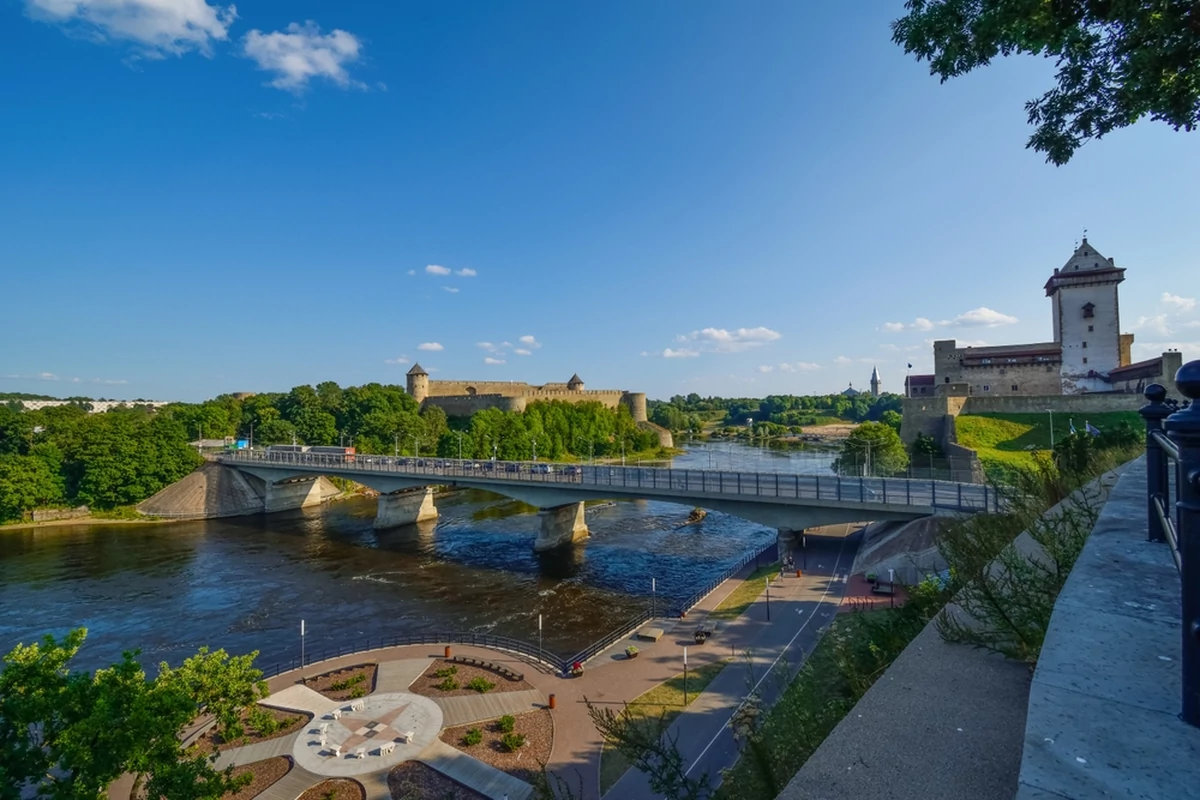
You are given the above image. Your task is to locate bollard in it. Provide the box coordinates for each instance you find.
[796,569,802,578]
[444,645,452,659]
[548,693,556,710]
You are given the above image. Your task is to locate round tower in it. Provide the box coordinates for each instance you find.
[406,363,429,404]
[567,373,585,391]
[621,392,648,422]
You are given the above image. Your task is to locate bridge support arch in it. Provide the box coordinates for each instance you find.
[777,527,801,563]
[535,502,589,551]
[375,487,438,530]
[264,476,333,513]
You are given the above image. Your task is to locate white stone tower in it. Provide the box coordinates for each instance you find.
[406,363,429,404]
[1044,238,1127,392]
[870,366,881,397]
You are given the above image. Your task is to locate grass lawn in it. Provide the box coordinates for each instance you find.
[708,562,780,623]
[955,411,1141,478]
[598,659,729,795]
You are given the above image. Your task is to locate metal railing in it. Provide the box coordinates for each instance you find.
[216,449,1000,514]
[256,541,781,679]
[1139,361,1200,726]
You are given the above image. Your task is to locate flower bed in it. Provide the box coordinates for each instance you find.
[297,778,365,800]
[303,663,378,702]
[439,709,553,783]
[224,757,291,800]
[410,659,531,698]
[387,762,487,800]
[192,707,309,753]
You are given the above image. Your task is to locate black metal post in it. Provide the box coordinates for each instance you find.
[765,579,771,621]
[1165,362,1200,725]
[1141,384,1175,543]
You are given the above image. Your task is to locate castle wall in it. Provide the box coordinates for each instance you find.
[962,393,1145,415]
[423,394,527,417]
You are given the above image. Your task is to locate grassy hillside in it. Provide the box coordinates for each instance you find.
[955,411,1142,476]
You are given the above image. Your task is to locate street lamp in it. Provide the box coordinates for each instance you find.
[532,439,537,462]
[456,431,464,460]
[413,435,419,458]
[765,576,771,621]
[1046,409,1055,449]
[394,433,399,457]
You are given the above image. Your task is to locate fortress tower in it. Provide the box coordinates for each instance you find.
[406,363,429,404]
[1045,237,1127,392]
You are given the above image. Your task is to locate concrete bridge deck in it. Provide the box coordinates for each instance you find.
[215,450,999,550]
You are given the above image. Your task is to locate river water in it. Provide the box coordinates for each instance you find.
[0,442,837,673]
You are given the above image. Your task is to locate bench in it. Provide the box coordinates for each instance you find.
[447,655,524,682]
[693,621,720,644]
[636,626,665,642]
[379,741,396,756]
[871,582,896,596]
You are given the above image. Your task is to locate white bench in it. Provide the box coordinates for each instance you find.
[350,700,365,712]
[330,744,341,758]
[379,741,396,756]
[330,709,342,720]
[354,746,366,759]
[318,722,329,734]
[402,730,415,744]
[318,734,327,748]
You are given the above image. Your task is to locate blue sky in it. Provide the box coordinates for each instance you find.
[1,1,1196,403]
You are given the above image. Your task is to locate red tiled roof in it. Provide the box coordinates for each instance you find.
[905,374,935,386]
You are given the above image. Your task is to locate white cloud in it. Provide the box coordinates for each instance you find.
[758,365,774,373]
[39,372,59,381]
[833,356,852,366]
[880,317,934,333]
[1162,292,1196,314]
[671,326,782,355]
[778,362,821,372]
[518,335,541,349]
[406,269,415,276]
[26,0,236,57]
[422,264,450,276]
[881,322,905,333]
[939,307,1018,328]
[1132,314,1172,337]
[1133,341,1198,360]
[476,342,496,351]
[92,377,129,385]
[456,268,477,277]
[384,355,409,365]
[663,348,700,359]
[442,286,459,293]
[514,348,533,356]
[243,21,363,92]
[417,342,443,352]
[484,357,505,365]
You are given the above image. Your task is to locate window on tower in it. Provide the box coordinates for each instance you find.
[1082,302,1095,318]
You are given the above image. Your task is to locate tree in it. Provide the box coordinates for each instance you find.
[880,410,903,433]
[835,422,910,476]
[0,629,254,800]
[0,454,64,521]
[892,0,1200,165]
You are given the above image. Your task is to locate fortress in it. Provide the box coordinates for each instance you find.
[405,364,672,446]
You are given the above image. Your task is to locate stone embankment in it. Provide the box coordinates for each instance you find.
[136,462,339,519]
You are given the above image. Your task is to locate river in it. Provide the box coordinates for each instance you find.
[0,441,838,673]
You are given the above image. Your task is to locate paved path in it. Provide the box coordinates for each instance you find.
[253,764,325,800]
[436,688,548,727]
[259,683,341,718]
[375,657,435,693]
[213,732,303,771]
[418,739,534,800]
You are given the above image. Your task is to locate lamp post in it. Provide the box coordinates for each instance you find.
[683,646,689,705]
[532,439,538,462]
[394,433,399,457]
[538,613,543,656]
[1047,409,1055,449]
[413,435,419,458]
[651,577,657,618]
[457,431,464,460]
[765,576,771,621]
[300,619,306,669]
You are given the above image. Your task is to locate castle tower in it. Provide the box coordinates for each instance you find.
[406,363,429,404]
[870,366,881,398]
[1044,237,1128,392]
[567,373,585,391]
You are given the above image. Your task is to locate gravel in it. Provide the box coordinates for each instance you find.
[410,659,532,699]
[225,757,291,800]
[439,708,553,784]
[388,761,487,800]
[303,663,379,702]
[297,778,366,800]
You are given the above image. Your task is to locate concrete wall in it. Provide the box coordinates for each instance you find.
[961,393,1145,415]
[31,506,89,522]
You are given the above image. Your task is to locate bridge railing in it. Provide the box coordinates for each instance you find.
[216,450,999,513]
[1139,363,1200,727]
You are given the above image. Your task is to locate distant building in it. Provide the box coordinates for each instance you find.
[841,383,860,398]
[12,399,170,413]
[909,238,1181,397]
[870,366,882,398]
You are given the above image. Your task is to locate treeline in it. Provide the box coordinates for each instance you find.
[0,405,202,521]
[0,383,661,521]
[649,392,904,431]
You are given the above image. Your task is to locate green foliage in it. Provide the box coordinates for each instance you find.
[466,676,495,693]
[652,393,903,432]
[0,628,262,800]
[834,421,909,476]
[328,672,367,692]
[436,676,459,692]
[496,714,516,733]
[433,665,457,679]
[500,732,527,752]
[910,432,943,457]
[892,0,1200,165]
[348,686,366,699]
[462,728,483,746]
[0,453,65,522]
[879,409,902,433]
[245,706,280,738]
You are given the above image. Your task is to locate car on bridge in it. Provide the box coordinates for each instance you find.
[531,463,554,474]
[504,463,520,473]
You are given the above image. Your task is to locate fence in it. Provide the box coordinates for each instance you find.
[1138,361,1200,727]
[257,541,780,679]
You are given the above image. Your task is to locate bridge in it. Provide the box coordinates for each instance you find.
[216,450,1000,552]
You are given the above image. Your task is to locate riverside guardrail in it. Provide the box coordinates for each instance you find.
[1139,360,1200,727]
[217,449,1000,514]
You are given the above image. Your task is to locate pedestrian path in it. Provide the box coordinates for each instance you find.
[253,764,324,800]
[260,683,341,718]
[375,657,435,693]
[213,732,302,771]
[436,688,547,726]
[418,739,534,800]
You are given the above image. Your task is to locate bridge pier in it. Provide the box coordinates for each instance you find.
[778,527,801,563]
[375,487,438,530]
[263,477,329,513]
[535,502,589,551]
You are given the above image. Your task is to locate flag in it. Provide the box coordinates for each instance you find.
[907,363,912,369]
[1069,419,1077,435]
[1086,422,1101,436]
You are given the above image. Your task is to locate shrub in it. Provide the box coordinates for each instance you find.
[436,676,459,692]
[348,686,366,699]
[462,728,483,746]
[246,706,279,737]
[466,676,495,693]
[500,732,526,752]
[496,714,516,733]
[434,665,458,679]
[329,672,367,692]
